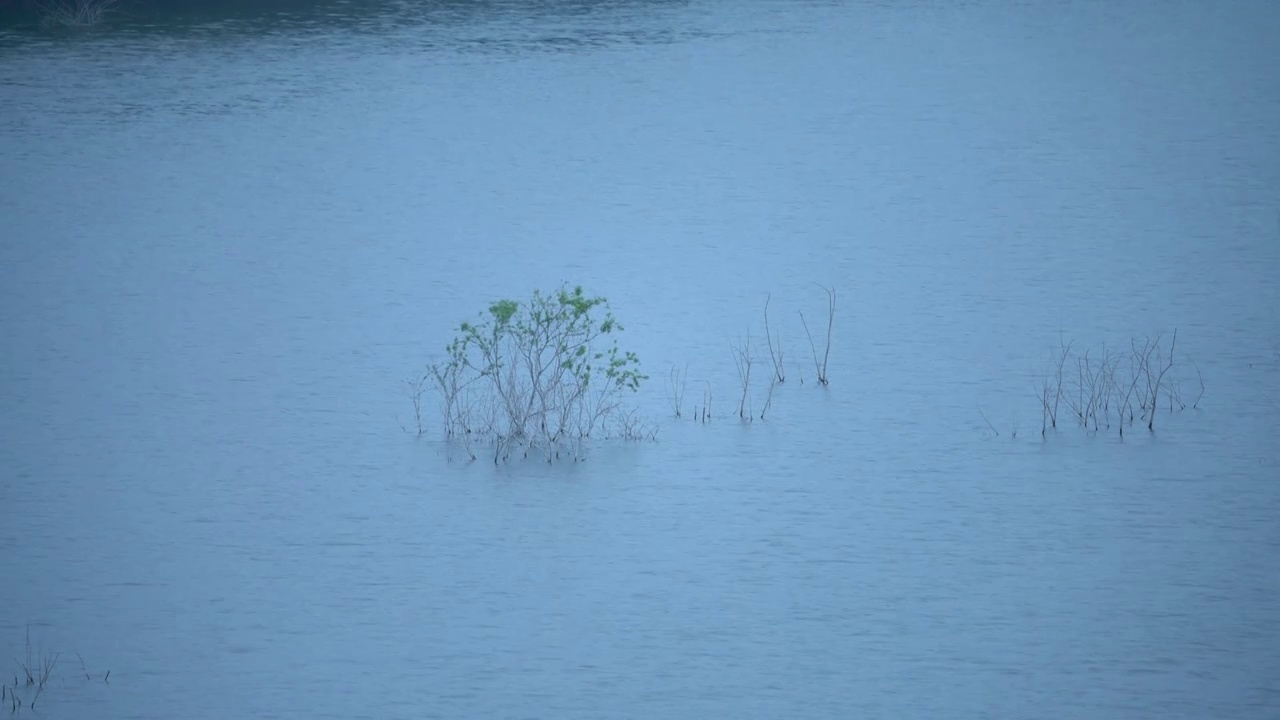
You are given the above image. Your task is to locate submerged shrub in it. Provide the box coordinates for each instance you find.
[427,284,649,462]
[38,0,119,28]
[1036,329,1201,437]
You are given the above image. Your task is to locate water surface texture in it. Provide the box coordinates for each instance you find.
[2,0,1279,717]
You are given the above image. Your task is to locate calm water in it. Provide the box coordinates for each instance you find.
[2,0,1279,717]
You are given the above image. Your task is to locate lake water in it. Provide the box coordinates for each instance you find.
[2,0,1279,717]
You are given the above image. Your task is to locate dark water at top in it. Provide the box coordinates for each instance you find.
[2,1,1279,717]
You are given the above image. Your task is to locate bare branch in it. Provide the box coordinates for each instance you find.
[799,284,836,385]
[763,293,785,383]
[667,364,688,418]
[731,331,754,421]
[978,406,999,437]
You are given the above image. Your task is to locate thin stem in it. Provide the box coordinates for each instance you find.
[1191,359,1204,409]
[978,405,999,437]
[763,293,785,383]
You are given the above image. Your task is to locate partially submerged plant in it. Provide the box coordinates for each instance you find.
[667,363,688,419]
[1036,330,1198,438]
[399,373,430,437]
[799,284,835,386]
[763,293,785,384]
[415,283,839,449]
[612,408,660,442]
[978,405,999,438]
[8,625,106,712]
[424,284,648,463]
[695,381,712,423]
[38,0,119,28]
[731,330,754,421]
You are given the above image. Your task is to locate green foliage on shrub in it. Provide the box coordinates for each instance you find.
[430,284,649,461]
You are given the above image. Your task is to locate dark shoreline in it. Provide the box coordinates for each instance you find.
[1,0,687,35]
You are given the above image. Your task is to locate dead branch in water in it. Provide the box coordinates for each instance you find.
[978,405,999,437]
[667,363,688,418]
[799,284,835,385]
[731,331,755,421]
[1036,330,1193,439]
[763,293,785,384]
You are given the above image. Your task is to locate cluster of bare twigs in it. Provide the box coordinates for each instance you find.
[743,284,833,421]
[612,408,660,442]
[1037,329,1202,438]
[671,284,836,425]
[731,330,755,421]
[400,373,430,438]
[10,625,56,712]
[6,626,108,713]
[667,364,688,418]
[799,285,835,386]
[38,0,119,28]
[692,382,712,423]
